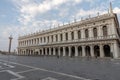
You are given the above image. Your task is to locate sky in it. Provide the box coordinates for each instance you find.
[0,0,120,51]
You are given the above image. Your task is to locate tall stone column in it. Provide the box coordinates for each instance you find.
[90,45,94,57]
[75,46,78,56]
[63,47,66,56]
[100,44,104,58]
[68,46,71,57]
[82,46,86,57]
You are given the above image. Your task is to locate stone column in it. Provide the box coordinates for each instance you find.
[113,41,119,58]
[89,28,93,40]
[75,46,78,56]
[68,31,71,41]
[49,47,51,55]
[82,46,86,57]
[100,44,104,58]
[63,33,66,42]
[68,46,71,57]
[63,47,66,56]
[74,30,78,40]
[41,48,44,55]
[53,47,56,55]
[45,48,47,55]
[81,29,85,40]
[90,45,94,57]
[58,47,60,56]
[58,34,60,42]
[110,43,114,58]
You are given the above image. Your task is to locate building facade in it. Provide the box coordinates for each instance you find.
[17,5,120,59]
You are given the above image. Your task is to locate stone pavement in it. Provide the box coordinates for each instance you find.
[0,54,120,80]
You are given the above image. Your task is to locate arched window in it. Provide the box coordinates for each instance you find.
[93,28,97,37]
[103,26,107,36]
[60,34,63,41]
[85,29,89,38]
[51,35,53,42]
[47,36,49,42]
[71,32,74,40]
[55,35,58,42]
[65,33,68,40]
[78,30,81,39]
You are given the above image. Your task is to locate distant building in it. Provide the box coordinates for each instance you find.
[18,3,120,59]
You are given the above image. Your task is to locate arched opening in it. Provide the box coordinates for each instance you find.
[47,48,49,56]
[85,29,89,38]
[78,30,81,39]
[65,47,69,56]
[55,48,59,56]
[94,45,100,57]
[35,51,39,55]
[93,28,97,37]
[103,45,111,57]
[39,50,42,55]
[78,46,82,56]
[71,46,75,57]
[85,46,91,56]
[31,50,33,56]
[71,32,74,40]
[43,48,45,55]
[103,26,108,36]
[51,48,53,55]
[60,47,63,56]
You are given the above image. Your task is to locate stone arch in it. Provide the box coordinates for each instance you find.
[78,46,82,56]
[71,46,75,57]
[60,47,63,56]
[85,46,91,56]
[85,29,89,38]
[65,47,69,56]
[94,45,100,57]
[103,45,111,57]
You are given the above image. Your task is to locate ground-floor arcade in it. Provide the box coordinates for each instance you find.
[18,41,120,59]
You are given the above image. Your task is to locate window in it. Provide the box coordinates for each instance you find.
[71,32,74,40]
[51,35,53,42]
[85,29,89,38]
[47,36,49,42]
[103,26,107,36]
[78,30,81,39]
[56,35,58,42]
[93,28,97,37]
[65,33,68,40]
[60,34,63,41]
